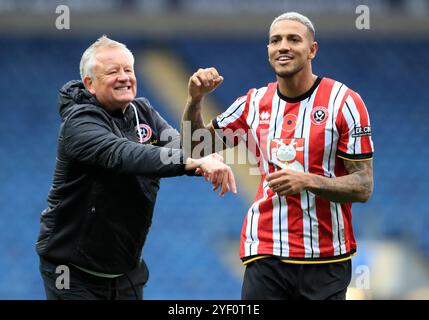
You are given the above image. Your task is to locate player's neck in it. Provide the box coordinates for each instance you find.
[277,71,318,99]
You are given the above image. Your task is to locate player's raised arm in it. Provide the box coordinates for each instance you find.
[181,67,225,158]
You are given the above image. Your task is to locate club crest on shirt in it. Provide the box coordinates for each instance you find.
[135,124,152,143]
[311,106,329,125]
[269,138,305,172]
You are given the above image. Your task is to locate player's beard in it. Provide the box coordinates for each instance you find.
[274,63,305,79]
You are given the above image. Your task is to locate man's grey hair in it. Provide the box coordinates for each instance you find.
[269,12,315,39]
[79,35,135,81]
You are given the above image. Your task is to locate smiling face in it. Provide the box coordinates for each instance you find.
[268,19,317,79]
[84,47,137,112]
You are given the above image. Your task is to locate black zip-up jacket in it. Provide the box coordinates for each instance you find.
[36,80,187,274]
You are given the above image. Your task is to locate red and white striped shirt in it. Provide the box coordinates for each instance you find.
[212,77,374,262]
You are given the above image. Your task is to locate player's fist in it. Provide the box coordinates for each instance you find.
[188,67,224,102]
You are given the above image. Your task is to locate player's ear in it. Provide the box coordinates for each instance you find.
[309,41,318,60]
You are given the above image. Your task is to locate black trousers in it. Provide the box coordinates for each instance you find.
[39,258,149,300]
[242,257,352,300]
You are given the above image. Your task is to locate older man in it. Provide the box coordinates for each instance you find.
[36,36,236,300]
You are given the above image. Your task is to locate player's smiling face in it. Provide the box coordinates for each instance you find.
[267,19,317,78]
[86,47,137,112]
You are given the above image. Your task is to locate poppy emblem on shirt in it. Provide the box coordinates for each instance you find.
[283,113,297,132]
[311,106,329,125]
[135,124,152,143]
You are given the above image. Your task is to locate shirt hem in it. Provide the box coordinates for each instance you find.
[241,251,356,265]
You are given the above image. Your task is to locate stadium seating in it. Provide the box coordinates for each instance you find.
[0,36,427,299]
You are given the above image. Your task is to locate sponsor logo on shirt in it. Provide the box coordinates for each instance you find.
[352,125,371,137]
[269,138,305,172]
[260,111,271,125]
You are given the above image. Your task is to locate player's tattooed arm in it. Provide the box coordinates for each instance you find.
[181,98,220,157]
[307,159,373,203]
[182,68,225,156]
[182,97,206,132]
[267,158,373,203]
[182,69,213,156]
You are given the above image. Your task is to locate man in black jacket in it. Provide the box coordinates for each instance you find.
[36,36,236,300]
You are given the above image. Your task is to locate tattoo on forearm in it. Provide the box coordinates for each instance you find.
[182,102,204,132]
[182,101,218,157]
[309,159,373,203]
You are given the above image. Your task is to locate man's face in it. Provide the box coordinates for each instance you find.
[85,47,137,111]
[267,20,317,78]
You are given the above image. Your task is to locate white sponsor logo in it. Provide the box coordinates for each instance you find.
[260,111,270,125]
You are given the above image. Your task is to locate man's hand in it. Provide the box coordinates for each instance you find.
[188,68,224,103]
[266,159,373,203]
[186,153,237,197]
[266,169,310,196]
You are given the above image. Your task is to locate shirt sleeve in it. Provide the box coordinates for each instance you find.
[335,90,374,160]
[211,90,252,148]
